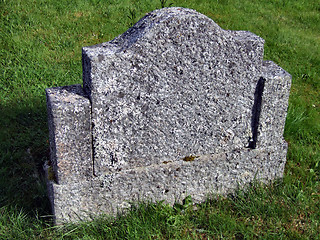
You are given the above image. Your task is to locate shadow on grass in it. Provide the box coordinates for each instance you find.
[0,96,52,218]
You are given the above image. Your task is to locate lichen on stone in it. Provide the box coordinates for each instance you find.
[183,155,199,162]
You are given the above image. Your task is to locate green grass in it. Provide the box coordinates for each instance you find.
[1,0,319,239]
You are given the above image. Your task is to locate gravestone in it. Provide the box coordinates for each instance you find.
[45,7,291,223]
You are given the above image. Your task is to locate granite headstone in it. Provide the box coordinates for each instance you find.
[46,7,291,223]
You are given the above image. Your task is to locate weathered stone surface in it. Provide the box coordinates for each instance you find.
[82,7,265,175]
[51,144,287,223]
[46,7,291,223]
[257,61,292,148]
[46,85,92,184]
[46,85,92,215]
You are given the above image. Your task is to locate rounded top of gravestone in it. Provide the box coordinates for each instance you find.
[84,7,264,63]
[84,8,228,57]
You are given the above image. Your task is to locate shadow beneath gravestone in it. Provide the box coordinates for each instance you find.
[0,96,52,218]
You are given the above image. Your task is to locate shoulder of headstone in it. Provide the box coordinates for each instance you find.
[262,60,292,81]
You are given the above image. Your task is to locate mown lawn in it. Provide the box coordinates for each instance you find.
[0,0,319,239]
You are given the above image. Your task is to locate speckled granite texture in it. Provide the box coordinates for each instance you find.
[82,8,265,174]
[46,7,291,223]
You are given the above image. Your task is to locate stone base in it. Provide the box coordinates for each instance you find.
[47,143,287,223]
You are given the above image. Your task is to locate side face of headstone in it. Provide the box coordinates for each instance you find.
[82,7,265,175]
[258,61,292,147]
[46,85,92,222]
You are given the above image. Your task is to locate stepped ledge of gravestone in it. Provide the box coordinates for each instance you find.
[46,7,291,223]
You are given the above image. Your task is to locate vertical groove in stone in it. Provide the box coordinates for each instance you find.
[249,77,266,149]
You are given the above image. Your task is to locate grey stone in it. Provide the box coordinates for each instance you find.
[45,85,92,215]
[47,144,287,222]
[46,7,291,223]
[257,61,292,148]
[46,85,92,184]
[82,7,265,175]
